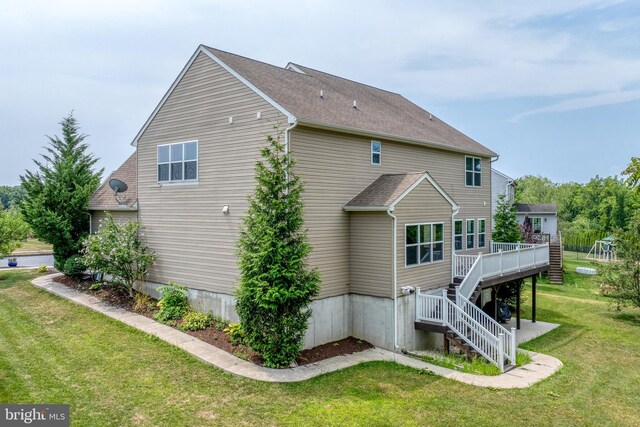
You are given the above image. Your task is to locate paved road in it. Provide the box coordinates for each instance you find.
[0,255,54,268]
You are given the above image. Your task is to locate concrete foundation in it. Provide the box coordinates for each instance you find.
[137,281,441,352]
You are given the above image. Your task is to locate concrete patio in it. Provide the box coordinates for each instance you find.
[505,318,560,345]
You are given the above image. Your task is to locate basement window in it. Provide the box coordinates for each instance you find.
[405,223,444,267]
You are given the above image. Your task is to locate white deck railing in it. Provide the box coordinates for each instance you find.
[456,243,550,300]
[416,288,514,371]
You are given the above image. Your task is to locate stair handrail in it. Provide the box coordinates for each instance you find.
[442,292,505,371]
[416,289,511,371]
[456,289,516,365]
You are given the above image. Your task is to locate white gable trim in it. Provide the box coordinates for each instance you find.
[131,45,296,147]
[201,48,296,124]
[389,172,458,212]
[285,63,306,74]
[492,168,515,183]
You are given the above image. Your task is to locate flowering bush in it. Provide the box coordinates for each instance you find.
[81,214,156,297]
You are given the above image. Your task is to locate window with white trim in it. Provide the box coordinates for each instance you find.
[478,219,486,248]
[158,141,198,183]
[454,219,463,251]
[531,217,542,233]
[466,219,475,249]
[405,223,444,267]
[371,141,381,165]
[465,156,481,187]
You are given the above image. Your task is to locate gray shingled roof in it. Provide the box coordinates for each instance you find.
[344,172,426,209]
[515,203,557,214]
[89,152,137,210]
[205,46,496,157]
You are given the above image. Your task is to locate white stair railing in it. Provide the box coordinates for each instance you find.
[416,288,508,371]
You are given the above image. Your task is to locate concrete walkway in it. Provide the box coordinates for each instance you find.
[31,273,562,388]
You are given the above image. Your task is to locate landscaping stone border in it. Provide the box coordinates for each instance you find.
[32,273,562,388]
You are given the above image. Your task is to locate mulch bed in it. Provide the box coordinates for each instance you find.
[52,275,373,367]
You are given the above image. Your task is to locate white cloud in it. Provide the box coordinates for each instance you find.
[510,89,640,122]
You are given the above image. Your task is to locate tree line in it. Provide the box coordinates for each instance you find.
[514,174,639,239]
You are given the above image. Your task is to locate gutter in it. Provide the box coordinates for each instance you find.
[386,209,398,350]
[297,120,497,159]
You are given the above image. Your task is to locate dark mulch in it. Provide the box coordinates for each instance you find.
[53,274,373,367]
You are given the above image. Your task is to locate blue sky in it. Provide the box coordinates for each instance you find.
[1,0,638,185]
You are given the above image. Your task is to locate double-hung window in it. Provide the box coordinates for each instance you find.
[466,219,475,249]
[454,220,463,251]
[158,141,198,183]
[371,141,381,165]
[465,157,481,187]
[478,219,486,248]
[405,223,444,267]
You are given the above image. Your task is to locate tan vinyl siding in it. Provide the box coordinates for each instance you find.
[136,52,286,295]
[90,210,137,233]
[394,180,452,293]
[349,212,392,298]
[292,127,492,298]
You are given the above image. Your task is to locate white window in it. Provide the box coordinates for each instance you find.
[158,141,198,183]
[454,220,463,251]
[531,217,542,233]
[405,223,444,267]
[465,156,481,187]
[466,219,475,249]
[371,141,381,165]
[478,219,486,248]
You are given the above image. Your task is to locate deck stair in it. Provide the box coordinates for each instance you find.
[415,242,550,372]
[548,243,563,284]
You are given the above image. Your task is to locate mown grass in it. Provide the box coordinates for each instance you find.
[1,264,639,426]
[420,350,531,376]
[10,238,53,255]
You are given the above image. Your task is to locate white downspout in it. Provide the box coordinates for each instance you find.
[387,209,398,350]
[284,121,298,183]
[451,205,460,282]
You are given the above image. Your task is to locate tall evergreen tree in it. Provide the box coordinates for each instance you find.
[236,131,319,368]
[492,194,521,243]
[20,113,103,270]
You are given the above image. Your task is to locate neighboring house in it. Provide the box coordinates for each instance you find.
[491,169,515,224]
[515,203,558,237]
[91,45,549,367]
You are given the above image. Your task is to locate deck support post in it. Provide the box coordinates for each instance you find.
[532,274,537,323]
[491,287,497,322]
[516,281,521,330]
[443,335,450,354]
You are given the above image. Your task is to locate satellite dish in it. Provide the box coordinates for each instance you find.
[109,179,128,194]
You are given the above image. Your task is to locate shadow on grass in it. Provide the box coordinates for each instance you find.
[610,312,640,326]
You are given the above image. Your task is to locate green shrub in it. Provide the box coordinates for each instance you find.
[63,254,86,277]
[154,282,189,323]
[132,292,154,313]
[212,315,228,331]
[37,265,48,273]
[178,311,212,331]
[224,323,245,345]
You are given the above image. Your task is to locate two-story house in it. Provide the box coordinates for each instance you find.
[90,46,549,371]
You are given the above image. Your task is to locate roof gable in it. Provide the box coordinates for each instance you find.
[131,45,497,157]
[344,171,457,212]
[89,152,137,211]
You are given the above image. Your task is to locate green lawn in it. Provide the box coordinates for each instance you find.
[11,238,53,255]
[1,262,639,426]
